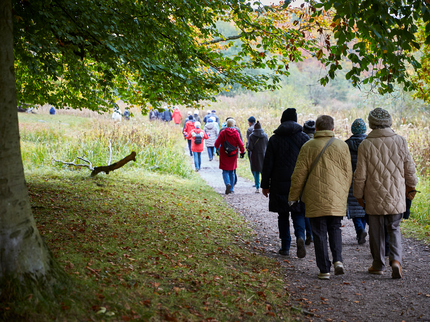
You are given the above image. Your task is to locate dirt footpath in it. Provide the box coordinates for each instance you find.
[193,149,430,322]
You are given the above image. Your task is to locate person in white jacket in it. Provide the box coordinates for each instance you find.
[353,108,418,279]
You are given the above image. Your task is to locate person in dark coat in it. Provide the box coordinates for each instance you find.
[161,107,172,122]
[262,108,310,258]
[345,118,368,244]
[248,121,268,193]
[149,109,158,121]
[49,106,56,115]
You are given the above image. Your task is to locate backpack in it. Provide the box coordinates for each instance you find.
[223,131,238,157]
[194,132,202,144]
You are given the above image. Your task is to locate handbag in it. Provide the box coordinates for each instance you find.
[291,136,336,211]
[223,131,238,157]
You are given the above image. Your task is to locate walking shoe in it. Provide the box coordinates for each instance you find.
[368,266,384,275]
[296,238,306,258]
[391,260,403,279]
[334,261,345,275]
[358,230,367,245]
[317,272,330,280]
[305,236,313,245]
[225,184,231,195]
[255,189,260,193]
[279,249,289,256]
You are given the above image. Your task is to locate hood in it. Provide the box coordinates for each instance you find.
[205,123,215,130]
[251,128,266,138]
[367,128,396,138]
[223,127,239,138]
[273,121,302,136]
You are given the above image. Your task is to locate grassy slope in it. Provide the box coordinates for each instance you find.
[2,113,301,321]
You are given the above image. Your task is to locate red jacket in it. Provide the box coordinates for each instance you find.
[172,109,183,124]
[183,121,195,138]
[187,128,209,152]
[214,127,245,170]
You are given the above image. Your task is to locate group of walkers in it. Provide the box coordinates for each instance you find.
[181,106,418,281]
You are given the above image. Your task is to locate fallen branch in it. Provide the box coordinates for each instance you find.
[90,151,136,177]
[52,155,94,170]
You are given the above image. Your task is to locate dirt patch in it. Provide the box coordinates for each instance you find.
[195,149,430,322]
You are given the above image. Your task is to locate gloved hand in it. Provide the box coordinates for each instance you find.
[240,152,245,159]
[216,149,220,156]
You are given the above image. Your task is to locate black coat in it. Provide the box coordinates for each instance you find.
[345,134,367,218]
[261,121,309,212]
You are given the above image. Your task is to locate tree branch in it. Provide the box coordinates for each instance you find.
[52,155,94,170]
[90,151,136,177]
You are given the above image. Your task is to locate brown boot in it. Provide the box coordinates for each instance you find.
[391,260,403,279]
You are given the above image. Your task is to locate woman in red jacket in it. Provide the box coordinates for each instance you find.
[187,122,209,171]
[172,107,183,125]
[183,116,195,156]
[214,119,245,194]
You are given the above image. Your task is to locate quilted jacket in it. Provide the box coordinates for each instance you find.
[345,134,367,219]
[289,130,352,218]
[261,121,309,213]
[203,122,219,147]
[353,128,418,215]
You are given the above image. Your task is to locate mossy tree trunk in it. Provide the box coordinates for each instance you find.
[0,0,65,298]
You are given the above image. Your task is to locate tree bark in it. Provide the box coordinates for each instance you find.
[0,0,64,293]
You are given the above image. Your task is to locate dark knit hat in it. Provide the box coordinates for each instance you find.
[281,108,297,123]
[188,115,193,120]
[248,116,256,123]
[303,120,315,134]
[254,121,261,129]
[368,108,392,129]
[351,118,367,134]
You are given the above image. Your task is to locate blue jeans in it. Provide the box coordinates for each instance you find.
[193,152,202,170]
[305,217,313,239]
[207,147,215,160]
[310,216,343,273]
[222,170,235,192]
[187,140,193,156]
[278,211,306,251]
[252,171,261,189]
[352,217,367,238]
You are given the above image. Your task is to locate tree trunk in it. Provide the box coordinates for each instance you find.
[0,0,65,296]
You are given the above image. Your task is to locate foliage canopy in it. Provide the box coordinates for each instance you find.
[12,0,430,111]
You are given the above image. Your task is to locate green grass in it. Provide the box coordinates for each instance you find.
[1,169,299,321]
[5,113,302,321]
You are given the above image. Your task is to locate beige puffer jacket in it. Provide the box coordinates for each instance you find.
[353,128,418,215]
[289,131,352,218]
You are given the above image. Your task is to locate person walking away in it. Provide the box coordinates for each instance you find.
[172,107,183,125]
[262,108,309,258]
[49,106,55,115]
[353,108,418,279]
[345,118,368,244]
[211,110,219,124]
[302,119,316,244]
[248,121,268,193]
[303,120,315,139]
[187,122,209,171]
[123,109,130,120]
[246,116,256,178]
[203,110,212,124]
[149,108,158,121]
[161,107,172,122]
[289,115,352,280]
[183,115,195,156]
[203,118,219,161]
[214,119,245,194]
[193,110,201,122]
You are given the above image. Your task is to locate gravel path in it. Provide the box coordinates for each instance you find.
[191,148,430,322]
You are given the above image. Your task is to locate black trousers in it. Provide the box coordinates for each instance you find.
[310,216,343,273]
